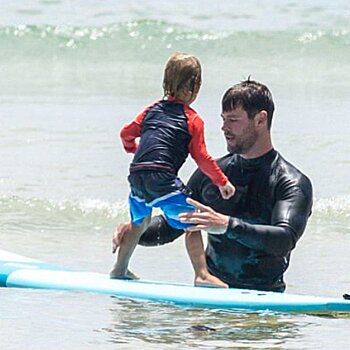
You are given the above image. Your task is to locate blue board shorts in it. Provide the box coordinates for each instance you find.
[128,171,195,229]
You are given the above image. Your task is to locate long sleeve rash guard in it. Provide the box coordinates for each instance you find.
[120,98,228,187]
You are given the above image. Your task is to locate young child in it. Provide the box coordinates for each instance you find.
[110,52,235,287]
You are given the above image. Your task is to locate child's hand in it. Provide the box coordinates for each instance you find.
[219,181,235,200]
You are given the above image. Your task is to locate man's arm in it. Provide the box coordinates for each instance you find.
[138,215,184,246]
[226,181,312,255]
[180,177,313,256]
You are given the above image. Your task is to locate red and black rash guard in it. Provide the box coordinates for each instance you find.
[120,98,228,187]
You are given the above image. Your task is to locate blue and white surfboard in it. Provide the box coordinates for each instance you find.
[1,249,350,314]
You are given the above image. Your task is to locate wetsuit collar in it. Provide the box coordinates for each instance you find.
[235,149,277,170]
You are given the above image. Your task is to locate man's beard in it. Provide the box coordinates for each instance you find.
[227,124,258,155]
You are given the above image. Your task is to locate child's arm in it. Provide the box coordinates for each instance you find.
[186,108,235,199]
[218,182,236,199]
[120,120,142,153]
[120,101,160,153]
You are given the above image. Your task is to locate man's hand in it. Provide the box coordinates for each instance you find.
[112,222,131,253]
[179,198,229,234]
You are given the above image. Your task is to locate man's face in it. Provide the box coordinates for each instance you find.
[221,105,258,154]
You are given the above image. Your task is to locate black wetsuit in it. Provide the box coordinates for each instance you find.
[139,149,313,292]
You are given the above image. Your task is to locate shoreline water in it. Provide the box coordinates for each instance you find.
[1,1,350,349]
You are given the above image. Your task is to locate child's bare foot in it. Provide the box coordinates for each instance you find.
[110,269,140,280]
[195,274,228,288]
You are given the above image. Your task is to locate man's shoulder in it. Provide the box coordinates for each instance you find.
[215,153,233,169]
[187,153,232,193]
[191,153,232,176]
[274,152,313,193]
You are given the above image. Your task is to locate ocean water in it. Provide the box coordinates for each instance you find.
[1,1,350,349]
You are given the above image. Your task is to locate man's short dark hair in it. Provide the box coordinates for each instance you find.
[222,79,275,129]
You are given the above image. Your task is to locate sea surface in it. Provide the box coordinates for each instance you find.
[1,1,350,349]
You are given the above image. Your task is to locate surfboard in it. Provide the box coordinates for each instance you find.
[1,249,350,314]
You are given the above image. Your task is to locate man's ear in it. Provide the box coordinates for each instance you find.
[256,110,268,127]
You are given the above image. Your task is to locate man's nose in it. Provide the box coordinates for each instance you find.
[221,120,228,131]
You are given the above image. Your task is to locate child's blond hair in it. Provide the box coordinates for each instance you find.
[163,52,202,99]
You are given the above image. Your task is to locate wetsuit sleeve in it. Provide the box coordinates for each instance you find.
[185,106,228,187]
[226,177,313,256]
[138,215,184,246]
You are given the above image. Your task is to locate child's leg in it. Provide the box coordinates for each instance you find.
[155,190,228,287]
[185,230,228,288]
[110,214,151,279]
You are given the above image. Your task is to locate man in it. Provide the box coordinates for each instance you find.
[114,79,313,292]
